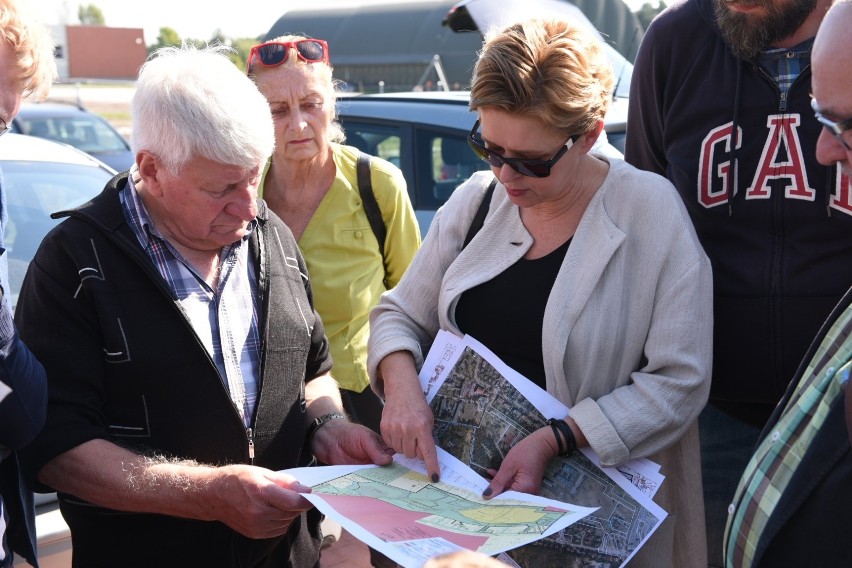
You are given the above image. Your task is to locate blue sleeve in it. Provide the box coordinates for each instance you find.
[0,169,47,452]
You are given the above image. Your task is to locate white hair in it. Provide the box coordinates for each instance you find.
[131,44,274,174]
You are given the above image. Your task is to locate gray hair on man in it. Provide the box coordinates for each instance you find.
[131,44,274,174]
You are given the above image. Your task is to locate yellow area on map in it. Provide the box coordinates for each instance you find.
[460,507,547,524]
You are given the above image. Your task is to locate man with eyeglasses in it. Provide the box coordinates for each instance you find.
[0,1,55,566]
[625,1,852,565]
[812,4,852,171]
[14,45,394,568]
[723,4,852,566]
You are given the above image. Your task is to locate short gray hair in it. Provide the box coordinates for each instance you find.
[131,44,274,174]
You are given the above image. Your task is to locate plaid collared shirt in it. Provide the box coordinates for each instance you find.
[724,304,852,567]
[757,38,814,111]
[121,175,260,427]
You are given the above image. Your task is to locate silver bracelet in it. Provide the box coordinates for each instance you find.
[306,411,348,444]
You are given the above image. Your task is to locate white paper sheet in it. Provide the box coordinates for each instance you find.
[285,448,597,567]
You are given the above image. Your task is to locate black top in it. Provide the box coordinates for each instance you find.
[456,238,571,389]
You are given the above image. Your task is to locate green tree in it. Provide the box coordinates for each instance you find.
[149,26,182,52]
[78,3,105,25]
[230,37,262,73]
[210,28,228,47]
[635,1,667,31]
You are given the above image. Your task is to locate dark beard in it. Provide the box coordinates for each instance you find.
[714,0,818,60]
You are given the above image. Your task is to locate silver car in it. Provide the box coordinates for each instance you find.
[10,102,134,173]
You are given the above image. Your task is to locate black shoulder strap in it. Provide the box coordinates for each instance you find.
[462,178,498,249]
[357,152,387,259]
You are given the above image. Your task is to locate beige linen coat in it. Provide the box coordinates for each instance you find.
[368,158,712,567]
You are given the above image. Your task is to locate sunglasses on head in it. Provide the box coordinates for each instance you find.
[247,39,329,72]
[467,119,576,178]
[811,96,852,151]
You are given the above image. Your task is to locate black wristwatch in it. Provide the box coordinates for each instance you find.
[306,412,347,443]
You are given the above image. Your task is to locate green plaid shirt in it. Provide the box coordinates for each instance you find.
[724,305,852,567]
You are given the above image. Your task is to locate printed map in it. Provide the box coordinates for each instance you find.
[311,461,584,556]
[430,345,661,568]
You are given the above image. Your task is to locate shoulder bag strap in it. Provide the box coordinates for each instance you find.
[356,151,390,287]
[462,177,498,249]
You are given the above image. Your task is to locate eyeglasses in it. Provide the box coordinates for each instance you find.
[247,40,329,73]
[0,117,10,137]
[467,119,576,178]
[811,97,852,151]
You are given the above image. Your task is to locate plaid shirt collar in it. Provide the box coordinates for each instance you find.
[758,38,814,99]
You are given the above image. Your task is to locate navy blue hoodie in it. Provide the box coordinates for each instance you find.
[625,0,852,423]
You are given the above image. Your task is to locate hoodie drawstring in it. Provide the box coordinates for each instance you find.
[728,59,744,217]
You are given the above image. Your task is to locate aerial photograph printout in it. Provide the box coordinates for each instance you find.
[421,331,666,568]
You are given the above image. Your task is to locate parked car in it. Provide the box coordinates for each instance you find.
[10,102,134,173]
[335,90,627,235]
[1,132,115,567]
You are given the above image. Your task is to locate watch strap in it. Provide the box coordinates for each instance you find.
[307,411,347,444]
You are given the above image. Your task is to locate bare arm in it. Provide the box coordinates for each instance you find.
[305,372,394,467]
[37,439,313,539]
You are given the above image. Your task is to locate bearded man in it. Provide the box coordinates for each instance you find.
[624,1,848,566]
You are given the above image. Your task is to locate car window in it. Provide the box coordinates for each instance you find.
[343,123,402,169]
[416,128,489,210]
[19,115,128,153]
[2,160,111,309]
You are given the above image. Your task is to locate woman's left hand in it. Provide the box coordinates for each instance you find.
[481,427,558,499]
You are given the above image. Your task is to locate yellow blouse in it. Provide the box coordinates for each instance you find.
[260,144,420,392]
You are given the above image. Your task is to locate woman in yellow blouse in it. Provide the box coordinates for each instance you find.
[248,36,421,437]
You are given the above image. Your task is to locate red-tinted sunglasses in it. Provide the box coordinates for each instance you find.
[247,40,329,73]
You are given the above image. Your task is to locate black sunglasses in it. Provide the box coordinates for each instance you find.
[467,119,576,178]
[0,117,10,137]
[811,97,852,151]
[247,40,329,73]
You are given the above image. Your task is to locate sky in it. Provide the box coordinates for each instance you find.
[33,0,650,45]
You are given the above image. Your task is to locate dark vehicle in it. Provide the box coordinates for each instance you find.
[11,102,134,172]
[1,133,114,566]
[336,90,627,235]
[266,0,640,93]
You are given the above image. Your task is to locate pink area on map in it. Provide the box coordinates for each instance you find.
[320,493,489,551]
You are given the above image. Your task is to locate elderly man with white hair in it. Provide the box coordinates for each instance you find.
[15,45,393,568]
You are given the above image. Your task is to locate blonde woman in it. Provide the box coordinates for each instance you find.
[368,19,712,568]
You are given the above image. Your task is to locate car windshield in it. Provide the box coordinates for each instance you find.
[2,160,111,309]
[17,114,128,154]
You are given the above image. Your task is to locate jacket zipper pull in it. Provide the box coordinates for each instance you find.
[247,427,255,464]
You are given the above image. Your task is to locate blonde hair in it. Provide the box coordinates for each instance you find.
[470,18,613,139]
[249,34,345,143]
[0,0,57,100]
